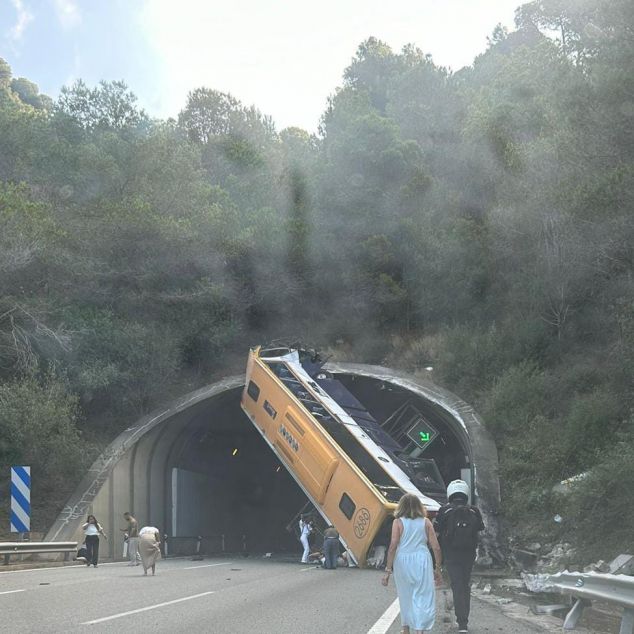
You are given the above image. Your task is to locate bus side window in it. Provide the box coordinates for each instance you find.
[339,492,356,520]
[247,381,260,402]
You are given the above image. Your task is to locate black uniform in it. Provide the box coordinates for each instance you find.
[434,498,484,631]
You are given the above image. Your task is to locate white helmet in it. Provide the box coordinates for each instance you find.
[447,479,470,501]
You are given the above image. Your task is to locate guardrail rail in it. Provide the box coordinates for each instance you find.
[0,541,78,565]
[546,571,634,633]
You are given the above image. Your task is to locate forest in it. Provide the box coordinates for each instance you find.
[0,0,632,561]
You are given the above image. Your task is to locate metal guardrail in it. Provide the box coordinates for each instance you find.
[0,541,78,565]
[162,535,247,558]
[547,571,634,633]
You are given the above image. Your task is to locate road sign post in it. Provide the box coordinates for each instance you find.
[10,466,31,534]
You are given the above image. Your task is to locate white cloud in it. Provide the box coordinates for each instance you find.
[8,0,34,42]
[139,0,520,131]
[53,0,81,29]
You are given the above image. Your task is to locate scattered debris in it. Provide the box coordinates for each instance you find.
[530,604,569,615]
[583,560,610,573]
[552,472,589,494]
[608,553,634,575]
[521,572,555,593]
[366,545,386,569]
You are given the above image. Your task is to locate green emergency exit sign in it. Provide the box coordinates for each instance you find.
[406,419,439,451]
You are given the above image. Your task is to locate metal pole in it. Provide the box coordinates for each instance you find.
[564,599,589,630]
[620,607,634,634]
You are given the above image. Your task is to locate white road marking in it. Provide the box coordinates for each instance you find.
[300,566,315,571]
[0,589,26,595]
[81,591,215,625]
[182,562,232,570]
[0,561,126,575]
[367,597,400,634]
[0,556,193,575]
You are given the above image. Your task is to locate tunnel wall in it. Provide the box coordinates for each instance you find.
[46,377,244,559]
[46,365,501,561]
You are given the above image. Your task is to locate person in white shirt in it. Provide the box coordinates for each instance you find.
[82,515,107,567]
[138,526,161,576]
[299,515,312,564]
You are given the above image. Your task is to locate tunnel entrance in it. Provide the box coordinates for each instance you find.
[48,366,499,562]
[337,374,471,498]
[167,387,306,553]
[167,374,470,555]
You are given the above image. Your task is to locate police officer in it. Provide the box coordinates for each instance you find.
[434,480,484,634]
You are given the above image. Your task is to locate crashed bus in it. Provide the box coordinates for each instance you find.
[240,346,443,566]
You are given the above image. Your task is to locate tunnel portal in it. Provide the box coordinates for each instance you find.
[47,366,500,561]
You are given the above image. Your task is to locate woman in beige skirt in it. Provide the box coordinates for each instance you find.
[138,526,161,576]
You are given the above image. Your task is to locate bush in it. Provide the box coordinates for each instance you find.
[0,372,88,533]
[560,388,626,473]
[563,426,634,560]
[481,361,549,440]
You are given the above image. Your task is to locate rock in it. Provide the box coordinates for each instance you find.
[583,559,610,573]
[512,549,538,570]
[526,543,541,552]
[544,542,575,566]
[476,553,494,567]
[609,553,634,575]
[521,572,555,593]
[482,583,492,594]
[596,560,610,573]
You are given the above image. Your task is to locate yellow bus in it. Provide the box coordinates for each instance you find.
[240,346,440,566]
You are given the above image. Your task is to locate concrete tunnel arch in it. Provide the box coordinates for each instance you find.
[46,364,502,561]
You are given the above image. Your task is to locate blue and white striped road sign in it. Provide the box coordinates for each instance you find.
[10,466,31,533]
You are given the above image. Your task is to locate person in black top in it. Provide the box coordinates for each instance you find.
[433,480,484,634]
[322,525,340,569]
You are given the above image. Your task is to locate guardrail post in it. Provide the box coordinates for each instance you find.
[620,607,634,634]
[564,598,590,630]
[221,534,225,553]
[163,535,168,558]
[196,536,202,556]
[3,553,9,565]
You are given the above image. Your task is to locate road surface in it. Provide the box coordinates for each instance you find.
[0,557,577,633]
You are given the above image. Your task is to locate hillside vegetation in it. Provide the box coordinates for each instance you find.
[0,0,632,559]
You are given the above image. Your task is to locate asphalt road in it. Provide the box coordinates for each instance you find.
[0,557,562,633]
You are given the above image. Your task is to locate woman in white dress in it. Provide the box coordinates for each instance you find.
[381,494,442,634]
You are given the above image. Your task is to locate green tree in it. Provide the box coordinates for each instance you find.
[56,79,147,132]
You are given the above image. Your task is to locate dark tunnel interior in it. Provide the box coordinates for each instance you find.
[170,388,307,553]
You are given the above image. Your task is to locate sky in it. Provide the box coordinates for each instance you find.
[1,0,522,131]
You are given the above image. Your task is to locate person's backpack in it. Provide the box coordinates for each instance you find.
[442,505,480,550]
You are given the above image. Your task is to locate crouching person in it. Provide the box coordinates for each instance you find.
[322,525,340,569]
[138,526,161,576]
